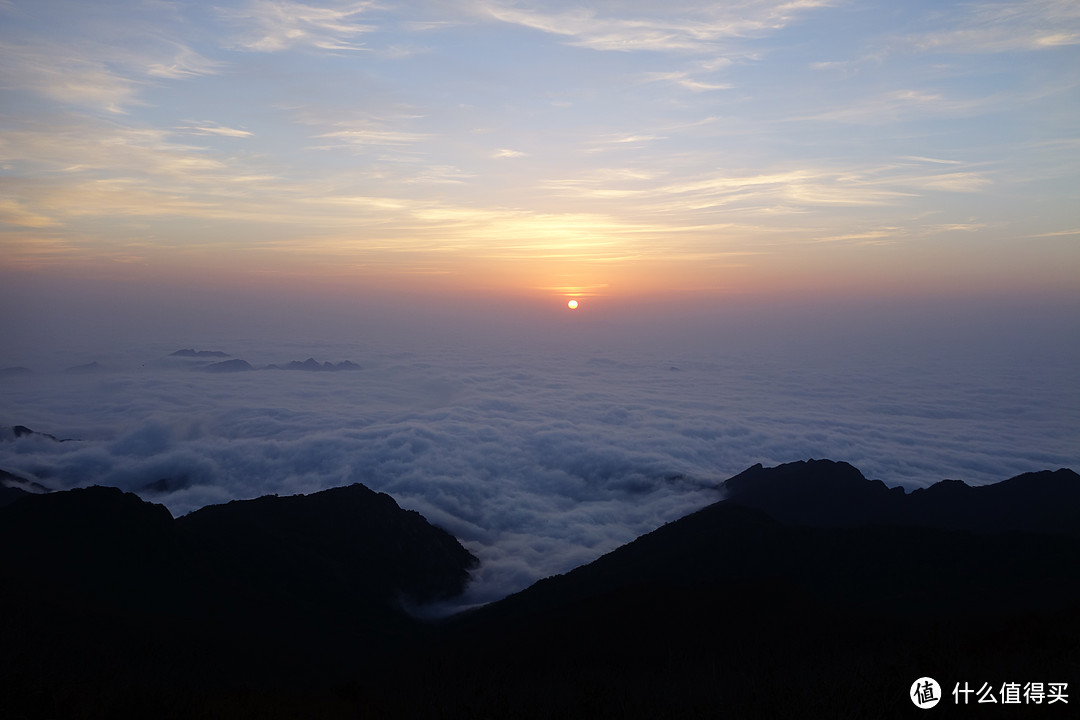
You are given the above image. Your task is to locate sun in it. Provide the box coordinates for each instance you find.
[567,299,579,310]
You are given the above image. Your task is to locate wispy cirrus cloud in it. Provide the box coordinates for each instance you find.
[905,0,1080,54]
[535,157,996,259]
[402,165,475,185]
[814,0,1080,72]
[476,0,835,53]
[545,165,921,210]
[0,33,219,115]
[177,122,254,138]
[0,119,292,233]
[145,44,223,79]
[1024,228,1080,238]
[0,42,140,113]
[892,171,992,194]
[224,0,378,52]
[641,70,731,92]
[314,127,432,148]
[807,227,903,245]
[0,124,227,179]
[0,198,61,228]
[299,107,433,152]
[796,88,997,125]
[805,221,985,246]
[402,204,652,259]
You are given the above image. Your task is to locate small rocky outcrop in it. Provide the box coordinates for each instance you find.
[202,358,254,373]
[170,349,230,358]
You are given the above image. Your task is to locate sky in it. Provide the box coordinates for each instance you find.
[1,1,1079,609]
[1,0,1078,306]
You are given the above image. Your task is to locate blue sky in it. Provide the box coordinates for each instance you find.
[1,0,1078,304]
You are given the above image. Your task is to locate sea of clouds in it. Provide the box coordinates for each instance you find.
[2,300,1078,608]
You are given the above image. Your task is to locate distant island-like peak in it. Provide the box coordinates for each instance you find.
[201,358,254,373]
[170,348,230,358]
[266,358,361,371]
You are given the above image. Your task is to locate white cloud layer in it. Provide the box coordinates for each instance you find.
[2,301,1077,608]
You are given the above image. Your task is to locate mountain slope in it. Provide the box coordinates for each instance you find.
[2,460,1078,719]
[720,458,1080,534]
[177,484,477,611]
[387,461,1080,718]
[0,483,478,716]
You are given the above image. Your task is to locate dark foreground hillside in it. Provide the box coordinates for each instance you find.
[2,460,1078,719]
[0,484,477,718]
[410,463,1080,719]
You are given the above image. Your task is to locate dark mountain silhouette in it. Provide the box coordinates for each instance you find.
[0,483,474,622]
[381,461,1080,718]
[0,485,27,508]
[458,463,1080,626]
[0,366,32,378]
[201,358,254,372]
[177,485,477,608]
[0,483,477,717]
[720,459,1080,534]
[1,424,72,442]
[2,459,1077,719]
[170,348,230,358]
[0,469,33,508]
[139,475,190,494]
[0,467,50,505]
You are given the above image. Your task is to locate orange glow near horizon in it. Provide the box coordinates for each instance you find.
[1,0,1078,313]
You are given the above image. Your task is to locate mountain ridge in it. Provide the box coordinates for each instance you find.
[410,460,1080,717]
[0,481,478,703]
[1,457,1077,718]
[720,458,1080,534]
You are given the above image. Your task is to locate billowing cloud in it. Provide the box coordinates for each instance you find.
[2,304,1077,608]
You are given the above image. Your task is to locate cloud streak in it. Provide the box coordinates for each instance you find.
[0,42,140,113]
[905,0,1080,55]
[179,122,254,138]
[478,0,835,53]
[224,0,378,52]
